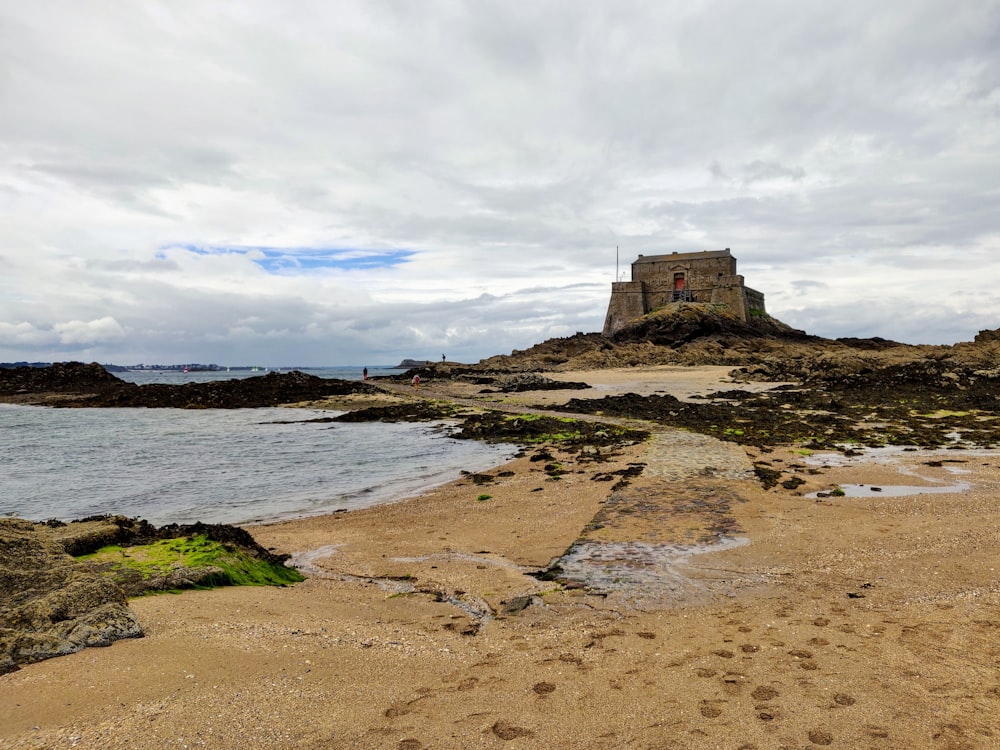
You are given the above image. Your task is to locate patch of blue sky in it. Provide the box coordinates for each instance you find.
[158,244,416,272]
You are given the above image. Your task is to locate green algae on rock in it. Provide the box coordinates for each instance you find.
[1,516,304,672]
[76,533,305,596]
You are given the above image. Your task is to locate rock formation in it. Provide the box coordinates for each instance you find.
[0,518,143,675]
[0,516,305,673]
[0,362,379,407]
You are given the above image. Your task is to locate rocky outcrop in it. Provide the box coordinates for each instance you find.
[467,304,999,378]
[610,303,811,348]
[484,373,591,393]
[0,361,125,399]
[0,518,143,675]
[48,516,304,597]
[974,328,1000,344]
[1,516,305,673]
[0,362,380,408]
[470,305,819,373]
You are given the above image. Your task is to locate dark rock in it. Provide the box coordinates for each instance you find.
[491,373,590,393]
[501,595,533,615]
[331,401,457,423]
[0,362,379,408]
[611,304,810,348]
[0,361,125,399]
[974,328,1000,344]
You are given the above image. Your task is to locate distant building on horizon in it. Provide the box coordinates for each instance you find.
[602,248,766,336]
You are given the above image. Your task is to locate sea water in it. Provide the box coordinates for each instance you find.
[0,368,517,526]
[115,365,403,385]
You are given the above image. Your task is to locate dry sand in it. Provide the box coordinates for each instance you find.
[2,367,999,749]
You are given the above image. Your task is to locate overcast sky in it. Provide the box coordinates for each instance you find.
[2,1,999,366]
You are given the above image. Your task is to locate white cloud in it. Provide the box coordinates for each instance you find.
[2,0,999,364]
[54,317,127,346]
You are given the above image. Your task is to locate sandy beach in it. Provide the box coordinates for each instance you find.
[3,366,999,749]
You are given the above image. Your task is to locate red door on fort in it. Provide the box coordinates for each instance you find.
[674,274,685,291]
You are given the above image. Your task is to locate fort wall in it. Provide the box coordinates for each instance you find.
[603,249,765,336]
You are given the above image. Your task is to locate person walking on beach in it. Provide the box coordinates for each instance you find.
[362,367,368,381]
[412,374,420,391]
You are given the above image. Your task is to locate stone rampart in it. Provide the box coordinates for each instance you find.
[603,249,766,335]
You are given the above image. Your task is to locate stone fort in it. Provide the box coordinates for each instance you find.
[603,248,766,336]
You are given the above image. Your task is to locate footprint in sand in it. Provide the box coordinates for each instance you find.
[751,685,780,701]
[491,721,534,741]
[833,693,856,706]
[699,700,724,718]
[808,728,833,745]
[787,648,819,669]
[532,681,556,695]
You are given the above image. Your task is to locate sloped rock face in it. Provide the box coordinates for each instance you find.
[474,333,609,372]
[0,519,143,675]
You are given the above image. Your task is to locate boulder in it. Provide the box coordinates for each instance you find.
[0,519,143,674]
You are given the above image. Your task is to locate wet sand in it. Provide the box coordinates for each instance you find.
[2,367,999,749]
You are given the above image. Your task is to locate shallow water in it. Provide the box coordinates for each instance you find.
[0,404,516,526]
[802,445,989,498]
[556,537,750,605]
[807,482,970,498]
